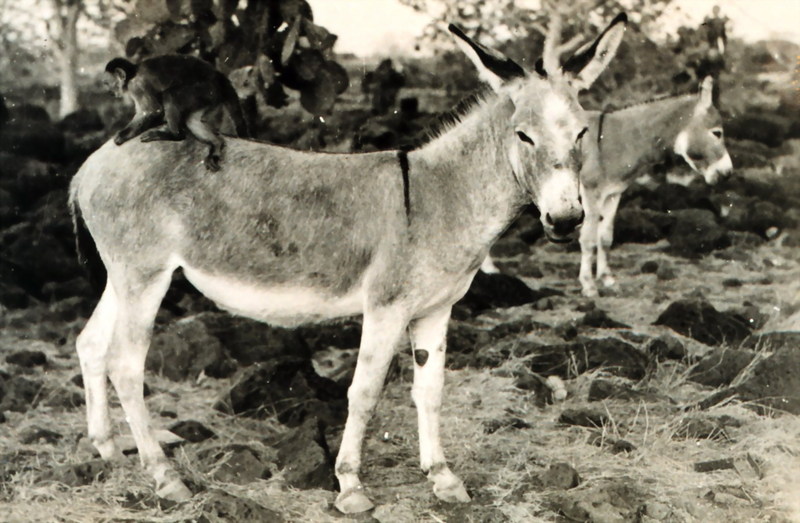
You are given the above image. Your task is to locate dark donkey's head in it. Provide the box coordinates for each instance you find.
[450,14,627,242]
[674,76,733,185]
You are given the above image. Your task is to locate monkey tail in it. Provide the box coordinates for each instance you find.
[223,80,250,139]
[68,188,106,296]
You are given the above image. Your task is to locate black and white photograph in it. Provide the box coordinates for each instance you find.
[0,0,798,520]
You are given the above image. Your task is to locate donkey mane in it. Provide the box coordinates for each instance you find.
[604,91,695,114]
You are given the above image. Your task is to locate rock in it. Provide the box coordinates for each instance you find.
[526,338,651,380]
[614,208,670,244]
[587,432,637,453]
[0,119,65,162]
[514,370,555,406]
[694,458,735,473]
[579,309,630,329]
[646,335,687,361]
[199,491,284,523]
[40,459,111,487]
[58,109,105,134]
[728,341,800,414]
[724,112,789,148]
[517,258,544,278]
[491,236,529,257]
[587,379,660,402]
[5,350,47,367]
[275,417,336,491]
[215,357,347,427]
[641,260,659,273]
[483,417,532,434]
[0,281,30,309]
[168,420,215,443]
[689,349,756,387]
[668,209,730,257]
[20,427,63,444]
[197,312,311,364]
[209,445,272,485]
[457,271,561,314]
[655,262,677,281]
[740,331,800,351]
[654,299,752,346]
[674,416,728,440]
[553,477,646,522]
[296,319,362,352]
[0,375,43,413]
[539,462,581,489]
[559,408,608,428]
[148,316,237,381]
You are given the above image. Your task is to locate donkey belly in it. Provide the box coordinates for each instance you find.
[181,263,364,327]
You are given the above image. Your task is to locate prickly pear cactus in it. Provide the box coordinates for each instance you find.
[121,0,349,116]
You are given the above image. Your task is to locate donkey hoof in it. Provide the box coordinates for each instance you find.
[156,478,192,502]
[581,285,599,298]
[600,274,616,288]
[334,488,374,514]
[433,475,471,503]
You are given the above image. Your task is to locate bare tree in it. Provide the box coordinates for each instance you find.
[46,0,83,118]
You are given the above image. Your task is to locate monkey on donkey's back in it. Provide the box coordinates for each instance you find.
[105,54,249,171]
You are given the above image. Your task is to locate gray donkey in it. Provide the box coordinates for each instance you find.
[69,15,626,513]
[578,76,732,296]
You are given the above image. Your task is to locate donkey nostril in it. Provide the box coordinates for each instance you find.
[688,152,706,162]
[578,210,585,224]
[546,213,554,226]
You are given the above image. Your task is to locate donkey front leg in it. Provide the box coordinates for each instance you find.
[107,268,192,501]
[335,307,409,514]
[579,187,601,297]
[409,307,470,504]
[596,192,622,288]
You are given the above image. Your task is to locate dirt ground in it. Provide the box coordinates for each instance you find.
[1,208,799,522]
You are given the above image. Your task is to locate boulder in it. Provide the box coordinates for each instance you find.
[654,299,751,346]
[667,209,730,257]
[614,208,671,244]
[689,348,756,387]
[275,417,336,491]
[215,357,347,427]
[526,338,650,380]
[148,316,237,381]
[458,271,561,313]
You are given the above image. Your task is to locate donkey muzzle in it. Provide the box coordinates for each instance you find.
[545,209,584,242]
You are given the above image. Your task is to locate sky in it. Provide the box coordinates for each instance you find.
[311,0,800,56]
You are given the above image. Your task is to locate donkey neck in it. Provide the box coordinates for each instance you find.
[406,93,527,264]
[601,94,697,181]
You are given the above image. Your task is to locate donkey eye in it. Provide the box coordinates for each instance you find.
[576,127,589,142]
[711,129,723,139]
[516,131,535,146]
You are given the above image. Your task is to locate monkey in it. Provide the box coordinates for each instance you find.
[105,54,249,171]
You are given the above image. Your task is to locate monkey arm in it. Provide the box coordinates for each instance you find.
[114,82,164,145]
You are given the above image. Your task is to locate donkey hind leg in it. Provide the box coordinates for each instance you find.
[107,266,192,501]
[409,307,470,503]
[334,307,409,514]
[596,192,622,288]
[76,284,123,461]
[185,109,225,172]
[579,187,601,297]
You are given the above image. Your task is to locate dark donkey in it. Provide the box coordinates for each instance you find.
[70,15,626,514]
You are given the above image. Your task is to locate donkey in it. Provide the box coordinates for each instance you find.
[578,76,732,296]
[69,16,626,513]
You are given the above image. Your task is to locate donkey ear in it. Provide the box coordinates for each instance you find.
[449,24,525,92]
[698,76,714,109]
[562,13,627,91]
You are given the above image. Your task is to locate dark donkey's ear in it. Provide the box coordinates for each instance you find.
[562,13,627,91]
[449,24,525,92]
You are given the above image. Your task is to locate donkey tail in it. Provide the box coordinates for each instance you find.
[69,185,106,294]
